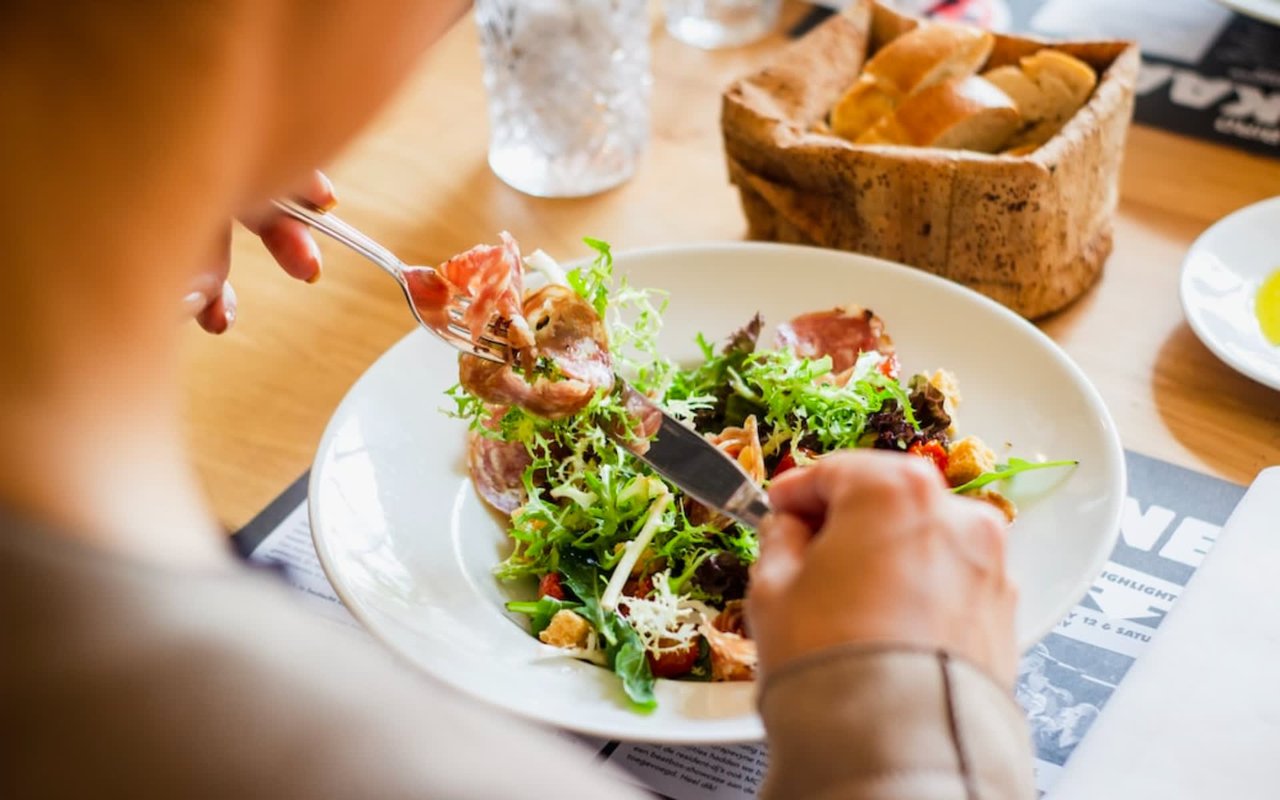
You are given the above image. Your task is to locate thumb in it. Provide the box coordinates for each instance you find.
[750,512,812,601]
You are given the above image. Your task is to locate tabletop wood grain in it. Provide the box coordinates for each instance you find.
[178,7,1280,532]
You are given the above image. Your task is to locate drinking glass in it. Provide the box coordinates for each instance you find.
[664,0,783,49]
[475,0,651,198]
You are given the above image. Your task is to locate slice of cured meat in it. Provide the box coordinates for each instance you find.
[459,284,614,419]
[708,415,766,484]
[467,430,531,514]
[699,617,757,682]
[403,231,534,350]
[775,306,894,373]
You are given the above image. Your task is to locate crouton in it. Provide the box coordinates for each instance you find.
[946,435,997,486]
[977,489,1017,523]
[538,610,591,649]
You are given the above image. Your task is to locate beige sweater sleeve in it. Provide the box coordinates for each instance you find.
[759,646,1036,800]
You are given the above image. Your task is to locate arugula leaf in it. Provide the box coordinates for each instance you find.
[558,554,611,640]
[559,554,656,711]
[505,596,582,636]
[685,635,713,682]
[952,458,1078,494]
[608,615,657,711]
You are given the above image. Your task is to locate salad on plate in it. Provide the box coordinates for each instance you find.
[417,235,1073,711]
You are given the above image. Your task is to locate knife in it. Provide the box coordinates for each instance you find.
[611,383,771,530]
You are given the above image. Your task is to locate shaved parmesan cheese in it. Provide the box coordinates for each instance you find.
[553,629,608,666]
[617,573,702,655]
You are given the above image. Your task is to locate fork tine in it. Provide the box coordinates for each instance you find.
[446,306,510,339]
[271,198,503,362]
[447,324,508,349]
[435,323,506,361]
[445,322,509,355]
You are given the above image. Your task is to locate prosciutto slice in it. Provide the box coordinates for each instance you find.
[775,306,894,373]
[700,606,757,682]
[459,284,614,419]
[403,231,534,350]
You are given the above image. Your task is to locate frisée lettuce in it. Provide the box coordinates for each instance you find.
[446,237,1074,711]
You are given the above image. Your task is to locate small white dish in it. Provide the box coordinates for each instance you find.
[1214,0,1280,26]
[1180,196,1280,392]
[309,242,1125,743]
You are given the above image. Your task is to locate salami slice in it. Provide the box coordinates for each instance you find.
[775,306,894,373]
[467,431,531,514]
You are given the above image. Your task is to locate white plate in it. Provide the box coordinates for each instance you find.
[1180,196,1280,391]
[309,242,1125,743]
[1215,0,1280,25]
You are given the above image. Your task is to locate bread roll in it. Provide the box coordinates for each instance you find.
[982,65,1046,118]
[983,48,1097,152]
[830,78,899,141]
[830,23,995,140]
[857,75,1021,152]
[1023,49,1097,115]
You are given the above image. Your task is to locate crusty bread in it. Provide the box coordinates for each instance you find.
[830,78,898,141]
[1023,49,1097,114]
[830,22,994,140]
[857,75,1021,152]
[719,0,1139,319]
[984,48,1097,152]
[982,65,1044,118]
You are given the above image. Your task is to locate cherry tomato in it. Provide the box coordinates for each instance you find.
[771,445,816,478]
[622,575,654,599]
[647,639,700,679]
[538,572,565,601]
[908,440,949,475]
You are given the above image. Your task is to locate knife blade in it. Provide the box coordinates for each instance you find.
[610,383,771,530]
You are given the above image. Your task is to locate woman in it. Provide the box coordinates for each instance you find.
[0,3,1033,797]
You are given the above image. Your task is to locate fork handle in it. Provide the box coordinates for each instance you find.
[272,198,405,281]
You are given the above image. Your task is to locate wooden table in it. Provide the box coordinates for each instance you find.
[179,7,1280,532]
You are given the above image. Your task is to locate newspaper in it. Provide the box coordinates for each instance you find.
[1014,451,1243,793]
[794,0,1280,159]
[233,450,1244,797]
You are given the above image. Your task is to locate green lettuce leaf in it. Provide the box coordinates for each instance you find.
[568,237,612,318]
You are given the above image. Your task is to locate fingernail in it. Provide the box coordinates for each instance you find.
[304,234,323,283]
[182,290,210,317]
[221,281,237,331]
[316,172,338,211]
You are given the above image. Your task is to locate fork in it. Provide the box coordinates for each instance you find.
[272,198,508,363]
[277,197,771,529]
